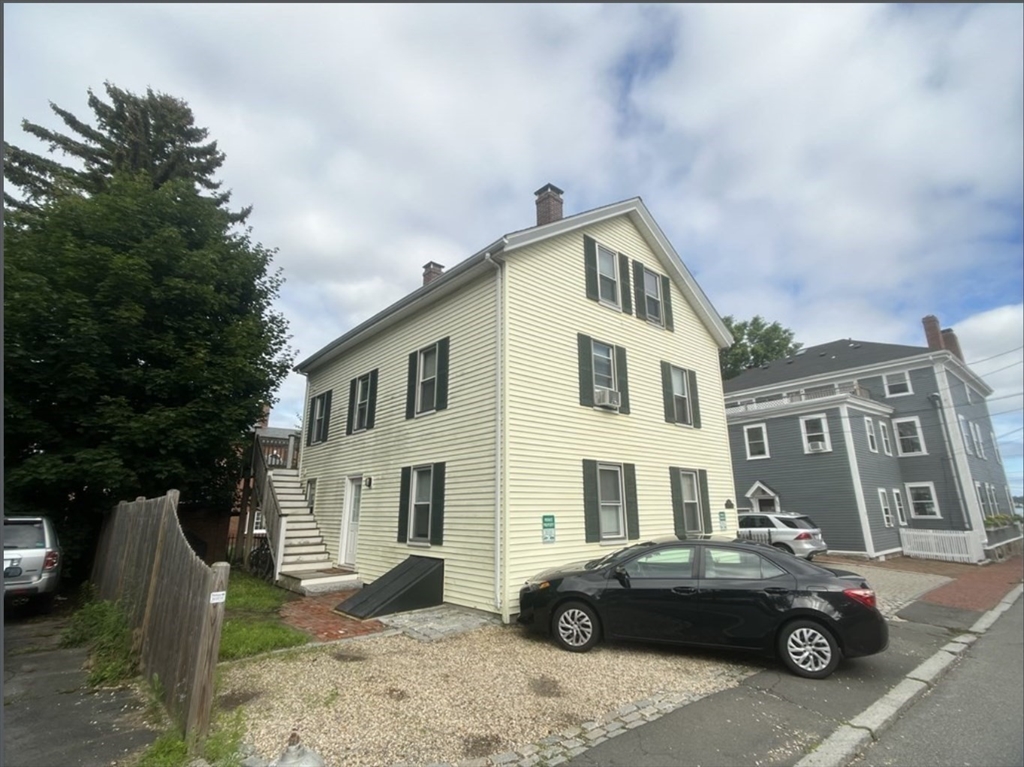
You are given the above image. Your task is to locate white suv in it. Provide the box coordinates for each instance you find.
[4,516,63,611]
[736,511,828,560]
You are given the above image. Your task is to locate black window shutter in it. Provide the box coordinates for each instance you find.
[688,369,701,429]
[582,460,600,543]
[321,390,332,441]
[618,253,632,314]
[346,378,357,436]
[584,235,599,301]
[436,337,450,411]
[366,369,378,430]
[661,275,674,331]
[577,334,594,407]
[405,351,418,419]
[306,397,314,446]
[661,362,675,423]
[632,260,647,320]
[624,463,639,540]
[430,462,446,546]
[398,467,411,543]
[699,469,712,534]
[615,345,630,414]
[669,467,685,537]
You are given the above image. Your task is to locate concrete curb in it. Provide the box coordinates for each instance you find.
[794,583,1024,767]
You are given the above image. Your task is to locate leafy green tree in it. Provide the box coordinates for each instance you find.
[3,81,250,222]
[3,173,293,576]
[720,315,802,381]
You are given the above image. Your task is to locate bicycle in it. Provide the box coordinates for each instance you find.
[248,535,275,582]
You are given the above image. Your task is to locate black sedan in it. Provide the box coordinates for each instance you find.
[518,536,888,678]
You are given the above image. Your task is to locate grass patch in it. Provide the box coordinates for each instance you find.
[60,598,138,686]
[219,619,308,661]
[136,733,188,767]
[225,568,294,612]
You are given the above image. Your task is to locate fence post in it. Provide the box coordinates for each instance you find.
[185,561,230,754]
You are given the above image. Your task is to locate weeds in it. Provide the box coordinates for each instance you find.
[219,619,308,661]
[60,598,138,686]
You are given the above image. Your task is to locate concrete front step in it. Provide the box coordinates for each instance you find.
[277,569,361,596]
[282,536,324,547]
[283,544,328,556]
[280,553,331,568]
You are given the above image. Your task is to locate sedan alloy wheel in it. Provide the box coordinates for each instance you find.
[779,620,840,679]
[553,601,599,652]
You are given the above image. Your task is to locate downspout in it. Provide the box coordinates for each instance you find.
[484,253,504,614]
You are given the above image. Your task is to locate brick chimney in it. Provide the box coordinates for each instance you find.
[422,261,445,286]
[257,403,270,429]
[535,183,564,226]
[941,328,965,362]
[922,315,943,352]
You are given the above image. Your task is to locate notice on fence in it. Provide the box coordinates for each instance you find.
[209,591,226,604]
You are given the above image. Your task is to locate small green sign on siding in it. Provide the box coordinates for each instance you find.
[718,511,727,531]
[542,514,556,543]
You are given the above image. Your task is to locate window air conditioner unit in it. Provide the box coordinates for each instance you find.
[594,389,621,409]
[808,442,827,453]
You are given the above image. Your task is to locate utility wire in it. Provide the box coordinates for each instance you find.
[966,345,1024,366]
[977,359,1024,378]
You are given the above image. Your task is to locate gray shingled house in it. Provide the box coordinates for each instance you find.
[724,316,1020,564]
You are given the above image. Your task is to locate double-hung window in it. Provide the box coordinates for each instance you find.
[346,370,378,435]
[800,414,832,453]
[906,482,940,518]
[960,416,973,455]
[597,244,620,307]
[972,423,986,459]
[877,489,894,527]
[577,334,630,413]
[993,433,1002,464]
[987,484,999,517]
[307,391,332,445]
[643,268,663,325]
[893,416,926,456]
[865,418,878,453]
[582,460,639,542]
[884,371,912,397]
[744,423,769,459]
[405,338,450,418]
[660,362,701,427]
[892,488,907,525]
[670,467,710,538]
[879,421,892,455]
[398,462,447,545]
[630,260,674,330]
[583,236,631,313]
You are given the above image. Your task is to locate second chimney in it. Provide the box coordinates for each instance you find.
[922,315,943,352]
[535,183,564,226]
[941,328,965,362]
[422,261,445,286]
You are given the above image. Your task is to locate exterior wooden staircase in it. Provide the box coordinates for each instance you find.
[253,462,360,595]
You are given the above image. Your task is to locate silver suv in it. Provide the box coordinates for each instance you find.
[4,516,63,611]
[736,511,828,560]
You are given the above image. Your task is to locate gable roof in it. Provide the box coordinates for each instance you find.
[296,195,733,374]
[722,339,931,393]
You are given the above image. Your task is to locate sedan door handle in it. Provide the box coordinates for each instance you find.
[672,586,697,596]
[764,587,790,594]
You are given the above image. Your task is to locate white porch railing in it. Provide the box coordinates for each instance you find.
[251,438,288,581]
[899,528,985,564]
[726,383,872,415]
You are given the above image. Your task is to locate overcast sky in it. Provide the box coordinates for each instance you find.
[5,4,1023,493]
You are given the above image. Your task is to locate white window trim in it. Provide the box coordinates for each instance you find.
[669,364,693,426]
[678,468,704,535]
[743,423,770,460]
[884,371,913,397]
[877,488,894,528]
[906,481,942,519]
[865,417,878,453]
[959,415,973,455]
[596,242,622,311]
[416,344,438,415]
[591,338,617,394]
[892,488,908,526]
[311,394,329,444]
[975,482,989,517]
[409,465,434,543]
[642,266,664,327]
[879,421,893,456]
[1007,486,1015,516]
[987,483,999,516]
[992,432,1002,464]
[973,423,987,459]
[597,463,627,542]
[354,373,371,432]
[893,416,927,457]
[800,413,833,454]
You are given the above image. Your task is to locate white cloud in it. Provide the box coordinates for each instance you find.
[4,4,1022,487]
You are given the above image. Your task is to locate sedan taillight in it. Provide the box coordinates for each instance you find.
[794,532,812,540]
[43,550,60,571]
[844,588,876,609]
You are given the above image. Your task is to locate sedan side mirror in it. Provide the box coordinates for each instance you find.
[614,565,630,587]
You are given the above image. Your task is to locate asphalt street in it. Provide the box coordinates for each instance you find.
[851,599,1024,767]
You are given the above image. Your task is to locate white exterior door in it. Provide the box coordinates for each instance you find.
[342,477,362,567]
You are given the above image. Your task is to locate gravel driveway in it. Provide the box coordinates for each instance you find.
[219,562,951,766]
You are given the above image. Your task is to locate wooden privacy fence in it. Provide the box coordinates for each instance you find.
[91,490,229,751]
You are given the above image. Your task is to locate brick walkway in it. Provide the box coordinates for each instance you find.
[819,553,1023,613]
[278,589,385,642]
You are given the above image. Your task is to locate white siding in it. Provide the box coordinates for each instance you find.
[503,217,735,612]
[300,273,498,613]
